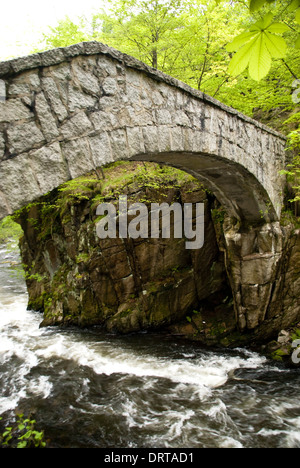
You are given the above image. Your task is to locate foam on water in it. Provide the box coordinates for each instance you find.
[1,245,300,448]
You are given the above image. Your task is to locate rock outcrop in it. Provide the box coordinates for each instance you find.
[15,161,300,348]
[16,162,233,339]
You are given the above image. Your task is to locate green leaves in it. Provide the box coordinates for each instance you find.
[227,13,289,80]
[250,0,268,12]
[249,0,276,12]
[227,0,300,80]
[1,414,46,449]
[264,31,287,57]
[249,34,273,80]
[289,0,300,12]
[289,0,300,46]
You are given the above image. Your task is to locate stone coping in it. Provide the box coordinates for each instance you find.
[0,41,286,141]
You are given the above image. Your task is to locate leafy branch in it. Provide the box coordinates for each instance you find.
[224,0,300,81]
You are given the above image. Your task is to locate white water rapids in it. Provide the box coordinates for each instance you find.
[0,245,300,448]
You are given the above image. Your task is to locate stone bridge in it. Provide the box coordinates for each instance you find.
[0,42,296,338]
[0,41,286,224]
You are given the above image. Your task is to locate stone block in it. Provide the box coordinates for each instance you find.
[0,61,12,78]
[127,106,153,126]
[158,126,171,153]
[140,89,153,110]
[0,99,32,123]
[170,126,184,152]
[0,155,41,212]
[68,85,96,113]
[49,63,72,82]
[156,109,172,125]
[96,58,117,78]
[142,126,159,153]
[63,43,85,58]
[10,54,41,74]
[0,133,5,159]
[126,126,145,157]
[83,41,102,55]
[40,48,65,67]
[28,142,69,194]
[61,138,95,179]
[0,191,10,218]
[109,128,128,159]
[125,83,141,105]
[8,83,30,96]
[35,92,59,142]
[42,77,68,122]
[125,68,141,87]
[102,77,118,96]
[72,63,100,95]
[7,121,45,154]
[89,133,113,167]
[60,111,93,140]
[174,110,190,127]
[182,128,194,153]
[90,110,116,131]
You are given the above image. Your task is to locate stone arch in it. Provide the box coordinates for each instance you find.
[0,41,286,226]
[129,150,277,225]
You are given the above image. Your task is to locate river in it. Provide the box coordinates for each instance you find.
[0,244,299,448]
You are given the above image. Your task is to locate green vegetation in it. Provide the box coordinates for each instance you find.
[0,414,46,448]
[0,216,23,248]
[280,127,300,209]
[17,162,198,225]
[32,0,299,120]
[225,0,300,81]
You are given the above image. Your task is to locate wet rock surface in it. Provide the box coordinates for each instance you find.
[15,162,300,348]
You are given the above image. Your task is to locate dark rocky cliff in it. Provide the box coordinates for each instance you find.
[15,161,300,353]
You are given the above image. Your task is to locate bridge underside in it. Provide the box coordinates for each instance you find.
[0,148,278,226]
[132,151,278,225]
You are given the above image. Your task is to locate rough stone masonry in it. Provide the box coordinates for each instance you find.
[0,41,286,223]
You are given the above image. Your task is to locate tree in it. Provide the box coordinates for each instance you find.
[33,16,90,52]
[94,0,187,70]
[167,1,248,93]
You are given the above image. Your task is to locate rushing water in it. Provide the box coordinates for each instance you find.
[0,245,300,449]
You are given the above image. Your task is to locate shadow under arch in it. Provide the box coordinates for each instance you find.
[128,150,278,226]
